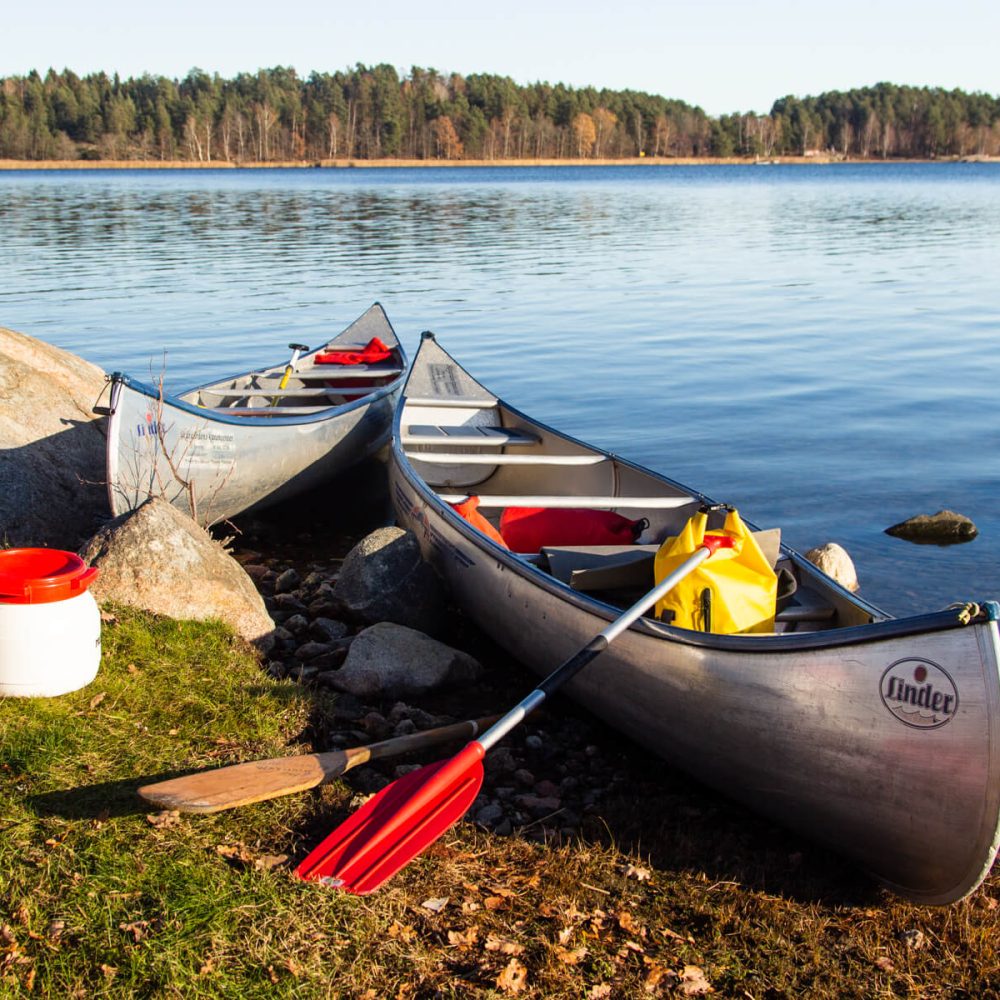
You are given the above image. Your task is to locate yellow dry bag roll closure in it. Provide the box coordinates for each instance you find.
[654,507,777,634]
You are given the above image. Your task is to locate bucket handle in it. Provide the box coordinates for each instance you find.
[70,567,100,593]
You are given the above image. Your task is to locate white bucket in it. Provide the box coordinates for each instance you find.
[0,549,101,697]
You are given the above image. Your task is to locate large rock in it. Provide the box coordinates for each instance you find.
[79,497,274,649]
[885,510,978,545]
[0,326,108,548]
[333,526,446,632]
[326,622,482,698]
[804,542,859,592]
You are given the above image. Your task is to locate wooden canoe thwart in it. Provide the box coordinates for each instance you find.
[100,303,406,527]
[388,331,1000,905]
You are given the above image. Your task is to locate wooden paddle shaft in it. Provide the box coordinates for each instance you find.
[138,715,499,813]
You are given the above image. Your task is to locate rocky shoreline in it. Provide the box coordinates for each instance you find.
[225,462,634,846]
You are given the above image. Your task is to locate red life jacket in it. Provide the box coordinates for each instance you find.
[450,496,509,549]
[499,507,645,553]
[315,336,392,365]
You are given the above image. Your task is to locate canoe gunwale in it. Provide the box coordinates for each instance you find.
[110,370,404,427]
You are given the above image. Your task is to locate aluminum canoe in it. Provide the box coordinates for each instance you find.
[389,330,1000,906]
[102,303,406,527]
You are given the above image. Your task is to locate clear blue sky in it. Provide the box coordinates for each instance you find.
[5,0,999,116]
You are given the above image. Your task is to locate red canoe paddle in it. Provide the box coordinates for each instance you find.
[296,533,734,893]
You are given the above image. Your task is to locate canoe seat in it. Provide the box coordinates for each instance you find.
[404,396,500,409]
[402,425,540,447]
[774,588,837,623]
[205,405,337,416]
[407,452,606,466]
[542,530,782,592]
[199,387,342,400]
[258,364,403,382]
[439,494,695,510]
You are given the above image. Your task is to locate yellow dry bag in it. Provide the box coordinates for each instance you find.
[654,508,777,634]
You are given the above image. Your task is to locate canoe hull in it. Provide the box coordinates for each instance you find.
[393,470,1000,903]
[108,378,399,525]
[388,332,1000,905]
[104,303,405,526]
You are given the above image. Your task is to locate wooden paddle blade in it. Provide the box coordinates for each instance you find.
[296,742,486,894]
[138,751,349,814]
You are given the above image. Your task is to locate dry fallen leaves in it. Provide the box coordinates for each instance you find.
[553,945,588,965]
[420,897,449,913]
[387,920,417,944]
[496,957,528,994]
[678,964,713,996]
[484,934,524,956]
[446,926,479,950]
[624,863,651,881]
[146,810,181,829]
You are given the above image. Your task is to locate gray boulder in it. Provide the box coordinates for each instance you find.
[333,526,446,632]
[885,510,978,545]
[0,326,108,548]
[326,621,482,699]
[804,542,859,592]
[79,496,275,650]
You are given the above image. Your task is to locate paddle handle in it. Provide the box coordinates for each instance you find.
[478,539,728,752]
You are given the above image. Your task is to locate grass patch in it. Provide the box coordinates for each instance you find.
[2,605,1000,997]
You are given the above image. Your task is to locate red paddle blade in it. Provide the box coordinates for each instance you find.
[296,742,486,894]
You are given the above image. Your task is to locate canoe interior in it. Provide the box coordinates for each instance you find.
[180,304,405,416]
[399,341,880,636]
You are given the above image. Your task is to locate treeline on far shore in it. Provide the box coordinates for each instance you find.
[2,66,999,164]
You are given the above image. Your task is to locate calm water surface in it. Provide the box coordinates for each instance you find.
[2,163,998,616]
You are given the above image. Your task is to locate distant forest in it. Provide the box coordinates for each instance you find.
[2,66,999,162]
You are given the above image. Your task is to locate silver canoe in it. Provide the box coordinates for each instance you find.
[389,331,1000,905]
[103,303,407,527]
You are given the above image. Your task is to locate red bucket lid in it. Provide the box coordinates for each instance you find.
[0,548,100,605]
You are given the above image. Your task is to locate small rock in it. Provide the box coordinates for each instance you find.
[272,593,307,612]
[392,718,417,736]
[515,794,562,818]
[295,641,332,661]
[485,748,518,773]
[325,622,482,699]
[282,614,310,635]
[899,928,926,950]
[274,568,302,594]
[308,648,350,670]
[310,617,350,642]
[475,802,505,826]
[241,563,272,583]
[361,711,392,739]
[804,542,859,592]
[513,769,535,787]
[525,735,544,751]
[333,527,447,632]
[886,510,978,545]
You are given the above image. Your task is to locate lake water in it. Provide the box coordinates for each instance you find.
[2,163,998,616]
